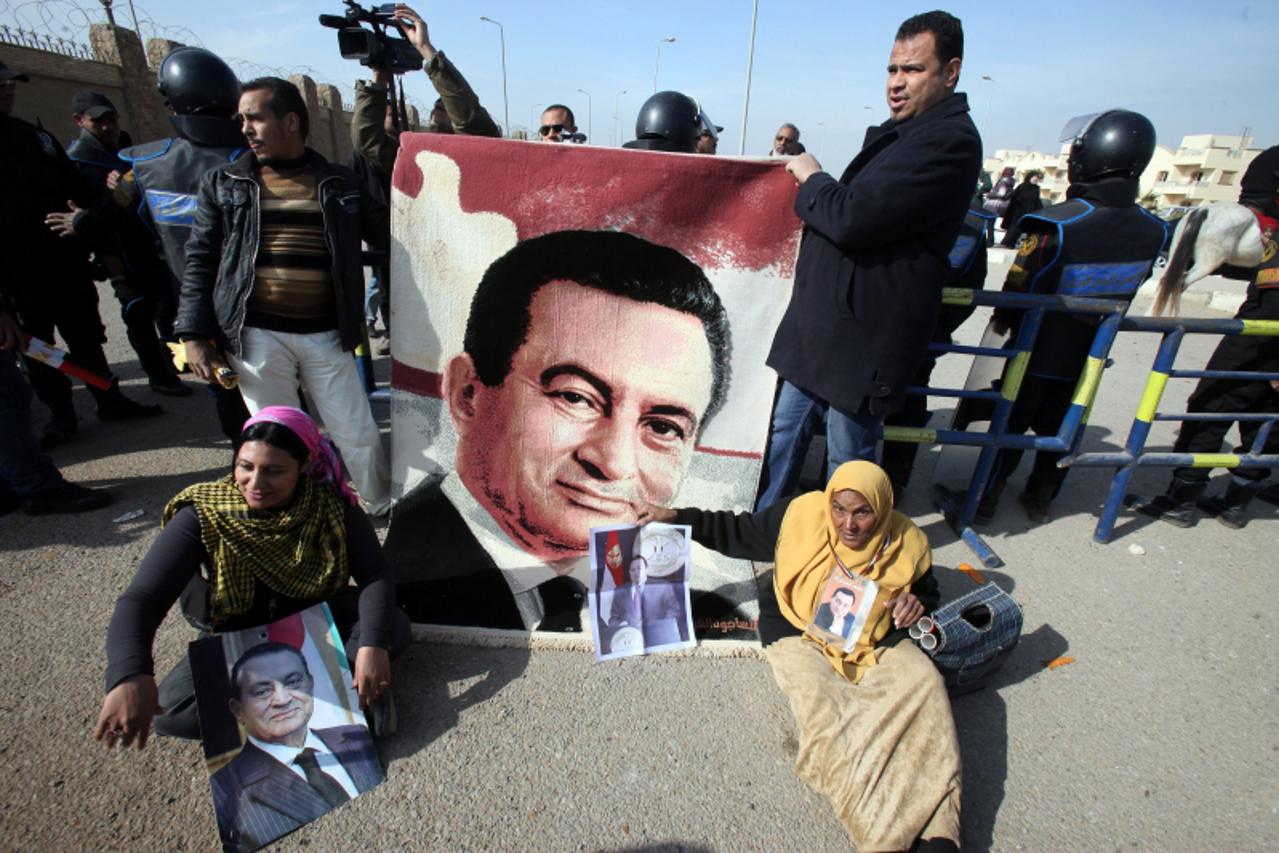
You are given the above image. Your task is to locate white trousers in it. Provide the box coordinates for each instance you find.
[228,327,390,513]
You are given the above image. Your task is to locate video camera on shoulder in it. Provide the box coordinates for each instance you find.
[319,1,423,75]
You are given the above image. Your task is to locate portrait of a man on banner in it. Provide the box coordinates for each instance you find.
[383,136,801,637]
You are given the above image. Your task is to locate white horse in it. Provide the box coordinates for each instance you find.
[1152,202,1264,316]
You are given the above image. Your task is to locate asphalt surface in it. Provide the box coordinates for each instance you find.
[1,270,1275,852]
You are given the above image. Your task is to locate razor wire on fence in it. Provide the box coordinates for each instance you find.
[0,0,200,50]
[0,22,90,57]
[0,0,400,113]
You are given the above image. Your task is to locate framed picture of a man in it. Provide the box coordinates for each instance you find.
[189,604,382,852]
[384,135,803,639]
[809,574,878,653]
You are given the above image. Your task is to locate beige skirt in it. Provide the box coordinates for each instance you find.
[765,637,962,850]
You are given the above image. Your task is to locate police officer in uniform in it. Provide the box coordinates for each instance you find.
[55,47,251,439]
[623,91,702,153]
[1,62,161,449]
[65,91,190,397]
[1136,145,1279,528]
[882,202,996,498]
[943,110,1168,524]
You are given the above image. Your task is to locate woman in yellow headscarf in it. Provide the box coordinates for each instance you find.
[642,460,961,852]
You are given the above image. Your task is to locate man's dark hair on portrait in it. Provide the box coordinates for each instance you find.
[895,10,964,64]
[241,76,311,140]
[228,642,311,701]
[462,229,731,423]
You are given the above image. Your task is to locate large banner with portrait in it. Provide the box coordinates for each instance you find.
[385,135,801,639]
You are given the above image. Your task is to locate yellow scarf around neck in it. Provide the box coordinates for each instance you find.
[773,461,931,682]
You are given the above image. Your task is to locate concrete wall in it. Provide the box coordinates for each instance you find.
[1,25,359,162]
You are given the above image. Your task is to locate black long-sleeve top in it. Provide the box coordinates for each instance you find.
[104,503,395,692]
[672,498,941,615]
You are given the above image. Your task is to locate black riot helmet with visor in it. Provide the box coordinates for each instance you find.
[157,47,245,147]
[1062,109,1156,184]
[624,91,700,153]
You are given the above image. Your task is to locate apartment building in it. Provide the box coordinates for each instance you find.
[984,133,1262,211]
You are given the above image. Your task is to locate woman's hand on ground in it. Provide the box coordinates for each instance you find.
[636,502,676,525]
[93,675,161,750]
[887,592,924,629]
[353,646,391,709]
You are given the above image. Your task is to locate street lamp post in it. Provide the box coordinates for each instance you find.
[980,74,994,149]
[737,0,759,155]
[577,88,592,144]
[614,89,627,147]
[653,36,675,93]
[479,15,509,137]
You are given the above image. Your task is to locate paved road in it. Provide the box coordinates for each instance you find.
[1,278,1274,851]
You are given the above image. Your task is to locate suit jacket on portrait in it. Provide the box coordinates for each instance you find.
[813,602,855,639]
[386,478,744,636]
[383,478,584,631]
[609,581,686,646]
[209,724,383,852]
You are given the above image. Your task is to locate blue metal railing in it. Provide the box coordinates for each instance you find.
[1058,314,1279,543]
[884,288,1131,568]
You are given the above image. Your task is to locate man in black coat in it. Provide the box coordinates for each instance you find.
[1,63,162,448]
[756,10,982,510]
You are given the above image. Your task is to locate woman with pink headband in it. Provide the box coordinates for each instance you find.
[94,406,409,749]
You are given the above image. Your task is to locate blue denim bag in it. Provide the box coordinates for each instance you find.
[919,582,1022,696]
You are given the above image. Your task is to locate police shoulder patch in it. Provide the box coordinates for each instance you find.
[1261,237,1276,265]
[1017,233,1038,256]
[37,131,57,157]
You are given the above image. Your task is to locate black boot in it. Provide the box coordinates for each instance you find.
[39,402,79,450]
[935,480,1002,525]
[95,382,163,421]
[1132,474,1206,528]
[1198,478,1261,529]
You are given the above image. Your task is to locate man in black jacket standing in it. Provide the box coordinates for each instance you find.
[178,77,392,515]
[757,10,982,510]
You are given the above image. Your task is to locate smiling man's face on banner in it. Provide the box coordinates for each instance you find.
[447,279,714,559]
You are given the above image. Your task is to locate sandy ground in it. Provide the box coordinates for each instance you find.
[1,271,1275,852]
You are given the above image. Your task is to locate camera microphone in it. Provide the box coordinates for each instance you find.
[318,14,349,29]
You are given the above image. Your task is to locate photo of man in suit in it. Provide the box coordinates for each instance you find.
[608,556,687,650]
[386,229,730,633]
[814,587,859,640]
[210,643,383,851]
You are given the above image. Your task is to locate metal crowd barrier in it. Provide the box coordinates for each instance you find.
[1058,315,1279,543]
[883,287,1129,568]
[884,289,1279,565]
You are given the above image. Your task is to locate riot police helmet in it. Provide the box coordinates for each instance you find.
[1062,109,1156,184]
[158,47,241,118]
[624,91,700,153]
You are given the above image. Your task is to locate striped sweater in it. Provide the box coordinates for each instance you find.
[244,160,337,334]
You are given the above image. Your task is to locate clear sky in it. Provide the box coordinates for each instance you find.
[6,0,1274,168]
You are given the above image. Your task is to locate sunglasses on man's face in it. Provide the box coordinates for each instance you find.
[776,135,796,143]
[539,124,567,136]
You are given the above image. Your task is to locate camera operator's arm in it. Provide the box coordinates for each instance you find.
[394,4,501,138]
[352,75,399,176]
